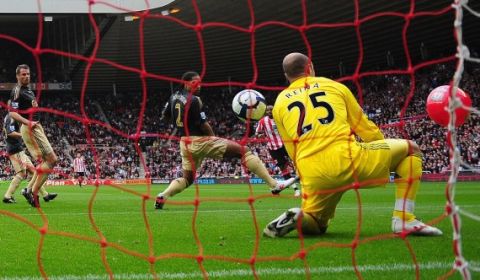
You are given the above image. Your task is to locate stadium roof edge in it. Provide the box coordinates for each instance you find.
[0,0,175,14]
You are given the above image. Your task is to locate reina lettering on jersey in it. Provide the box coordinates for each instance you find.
[284,82,321,98]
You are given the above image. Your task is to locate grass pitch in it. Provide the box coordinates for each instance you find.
[0,181,479,279]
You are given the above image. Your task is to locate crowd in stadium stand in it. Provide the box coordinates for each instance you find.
[1,62,479,181]
[362,63,480,174]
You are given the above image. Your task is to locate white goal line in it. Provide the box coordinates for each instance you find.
[2,261,473,280]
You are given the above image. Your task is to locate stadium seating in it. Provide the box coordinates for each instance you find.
[0,63,478,181]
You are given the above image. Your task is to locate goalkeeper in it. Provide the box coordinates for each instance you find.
[263,52,442,237]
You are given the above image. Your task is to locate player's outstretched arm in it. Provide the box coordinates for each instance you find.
[160,101,171,121]
[9,111,36,127]
[7,130,22,139]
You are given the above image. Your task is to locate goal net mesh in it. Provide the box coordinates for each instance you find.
[0,0,478,279]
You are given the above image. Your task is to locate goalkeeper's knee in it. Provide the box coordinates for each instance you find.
[408,140,422,157]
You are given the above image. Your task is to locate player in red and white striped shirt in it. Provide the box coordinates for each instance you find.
[256,105,300,197]
[73,153,86,187]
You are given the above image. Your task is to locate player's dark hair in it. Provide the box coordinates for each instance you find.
[283,54,309,78]
[16,64,30,74]
[181,71,199,82]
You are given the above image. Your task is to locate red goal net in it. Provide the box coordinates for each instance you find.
[0,0,479,279]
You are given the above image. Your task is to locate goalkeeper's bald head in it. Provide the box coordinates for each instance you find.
[283,52,315,83]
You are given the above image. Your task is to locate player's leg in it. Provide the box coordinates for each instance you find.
[269,147,301,196]
[155,170,194,209]
[223,140,297,190]
[266,140,397,238]
[74,172,84,187]
[224,140,275,187]
[3,153,27,203]
[31,151,57,206]
[78,172,84,187]
[264,154,345,238]
[38,183,57,202]
[386,139,442,236]
[388,139,418,221]
[155,137,198,209]
[3,173,22,203]
[21,124,58,207]
[24,176,57,203]
[21,152,57,203]
[23,168,37,204]
[268,148,292,180]
[20,124,38,202]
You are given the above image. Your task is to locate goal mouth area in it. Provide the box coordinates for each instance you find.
[0,0,478,279]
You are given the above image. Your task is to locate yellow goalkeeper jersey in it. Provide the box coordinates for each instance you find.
[273,77,384,164]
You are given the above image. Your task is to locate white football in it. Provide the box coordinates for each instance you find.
[232,89,267,122]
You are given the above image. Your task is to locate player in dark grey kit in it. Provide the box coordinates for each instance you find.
[2,113,57,204]
[9,64,58,207]
[154,71,298,209]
